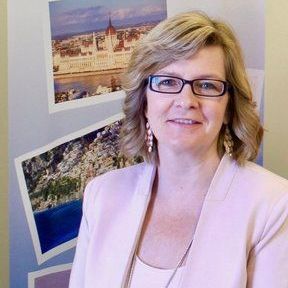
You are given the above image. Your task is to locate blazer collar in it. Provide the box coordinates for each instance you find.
[205,154,239,201]
[139,154,238,201]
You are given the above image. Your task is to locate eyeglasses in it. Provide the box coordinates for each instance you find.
[148,75,230,97]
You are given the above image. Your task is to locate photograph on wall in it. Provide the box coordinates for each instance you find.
[44,0,167,113]
[15,113,143,264]
[28,264,72,288]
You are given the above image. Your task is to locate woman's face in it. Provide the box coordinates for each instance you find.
[145,45,229,158]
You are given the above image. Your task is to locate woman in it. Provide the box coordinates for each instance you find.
[69,11,288,288]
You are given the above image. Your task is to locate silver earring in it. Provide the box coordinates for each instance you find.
[224,125,234,157]
[145,122,153,153]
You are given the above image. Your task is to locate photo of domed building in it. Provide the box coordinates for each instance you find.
[48,0,167,105]
[53,16,140,75]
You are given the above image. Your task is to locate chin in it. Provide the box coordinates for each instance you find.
[166,141,199,153]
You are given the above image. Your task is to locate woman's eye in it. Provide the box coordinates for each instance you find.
[158,78,178,87]
[199,81,216,90]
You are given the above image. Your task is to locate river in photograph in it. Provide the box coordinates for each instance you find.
[54,71,122,94]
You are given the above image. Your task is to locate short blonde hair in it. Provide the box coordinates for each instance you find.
[120,11,263,165]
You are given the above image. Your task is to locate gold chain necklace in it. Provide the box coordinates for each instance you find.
[126,237,193,288]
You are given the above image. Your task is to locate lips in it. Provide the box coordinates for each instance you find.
[169,118,202,125]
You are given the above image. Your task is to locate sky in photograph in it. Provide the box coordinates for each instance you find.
[49,0,167,38]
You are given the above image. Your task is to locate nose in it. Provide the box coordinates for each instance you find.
[175,83,200,109]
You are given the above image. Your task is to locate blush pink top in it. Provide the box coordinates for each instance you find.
[129,256,184,287]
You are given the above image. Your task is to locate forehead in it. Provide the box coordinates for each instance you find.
[156,46,226,79]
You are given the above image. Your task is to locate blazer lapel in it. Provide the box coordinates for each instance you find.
[180,155,239,287]
[120,163,156,287]
[94,163,156,287]
[206,154,239,201]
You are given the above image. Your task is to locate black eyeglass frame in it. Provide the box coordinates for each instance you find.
[148,74,231,97]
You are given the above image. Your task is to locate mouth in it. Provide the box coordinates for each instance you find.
[168,118,202,125]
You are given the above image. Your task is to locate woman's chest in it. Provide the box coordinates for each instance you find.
[136,202,203,269]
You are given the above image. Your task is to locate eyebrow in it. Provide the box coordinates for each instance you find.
[156,70,225,80]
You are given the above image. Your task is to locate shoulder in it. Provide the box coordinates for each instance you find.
[87,161,148,191]
[82,162,153,211]
[237,163,288,252]
[225,160,288,247]
[236,161,288,194]
[231,160,288,212]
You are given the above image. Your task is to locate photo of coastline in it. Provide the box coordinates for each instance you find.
[45,0,167,112]
[15,114,143,264]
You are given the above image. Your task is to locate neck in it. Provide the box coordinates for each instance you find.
[155,146,221,202]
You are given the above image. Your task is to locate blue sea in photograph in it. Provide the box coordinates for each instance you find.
[34,199,82,254]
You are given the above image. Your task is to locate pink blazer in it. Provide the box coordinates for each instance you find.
[69,155,288,287]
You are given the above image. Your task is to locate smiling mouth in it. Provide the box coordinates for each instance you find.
[169,119,202,125]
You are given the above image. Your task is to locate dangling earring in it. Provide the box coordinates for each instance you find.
[145,121,153,153]
[224,125,234,157]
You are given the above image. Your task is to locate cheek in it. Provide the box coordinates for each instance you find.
[146,94,169,119]
[146,105,160,127]
[214,97,229,121]
[203,102,228,127]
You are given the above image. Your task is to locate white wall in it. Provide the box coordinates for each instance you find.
[167,0,265,69]
[264,0,288,179]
